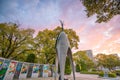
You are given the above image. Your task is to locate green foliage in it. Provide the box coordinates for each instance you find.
[65,57,71,75]
[108,73,117,78]
[26,53,36,63]
[80,60,87,71]
[65,67,71,75]
[76,64,80,72]
[80,71,100,75]
[73,51,95,71]
[0,23,34,59]
[0,23,79,64]
[99,72,104,77]
[91,68,97,72]
[54,27,79,49]
[81,0,120,23]
[99,72,117,78]
[95,54,120,70]
[115,70,120,76]
[34,29,56,64]
[34,27,79,64]
[14,53,27,61]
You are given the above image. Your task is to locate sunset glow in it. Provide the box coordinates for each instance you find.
[0,0,120,55]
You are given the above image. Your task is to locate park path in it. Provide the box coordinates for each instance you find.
[65,72,101,80]
[20,72,120,80]
[65,72,120,80]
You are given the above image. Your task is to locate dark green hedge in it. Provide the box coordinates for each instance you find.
[80,71,100,75]
[76,64,80,72]
[115,70,120,76]
[26,53,36,63]
[65,57,71,75]
[99,72,117,78]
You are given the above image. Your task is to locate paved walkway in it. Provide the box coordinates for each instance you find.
[65,73,101,80]
[20,73,120,80]
[65,72,120,80]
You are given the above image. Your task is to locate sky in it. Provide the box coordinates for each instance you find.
[0,0,120,56]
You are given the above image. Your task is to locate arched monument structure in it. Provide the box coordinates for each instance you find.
[55,20,75,80]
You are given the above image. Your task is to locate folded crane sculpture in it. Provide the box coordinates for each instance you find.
[55,20,75,80]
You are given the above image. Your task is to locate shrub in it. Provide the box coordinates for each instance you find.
[65,57,71,75]
[81,71,100,75]
[99,72,116,78]
[26,53,36,63]
[65,66,71,75]
[108,73,116,77]
[99,72,104,77]
[115,70,120,76]
[92,68,97,72]
[76,64,80,72]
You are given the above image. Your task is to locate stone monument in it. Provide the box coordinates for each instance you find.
[55,20,75,80]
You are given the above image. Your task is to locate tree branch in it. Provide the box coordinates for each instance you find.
[4,32,13,57]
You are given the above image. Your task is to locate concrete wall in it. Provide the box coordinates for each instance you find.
[21,77,58,80]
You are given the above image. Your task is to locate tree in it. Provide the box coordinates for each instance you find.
[95,54,107,67]
[54,27,79,49]
[76,64,80,72]
[34,26,79,64]
[65,57,71,75]
[73,51,95,71]
[0,23,34,59]
[26,53,36,63]
[95,54,120,70]
[81,0,120,23]
[34,29,56,64]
